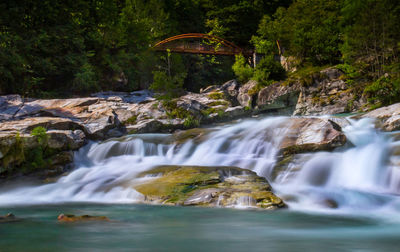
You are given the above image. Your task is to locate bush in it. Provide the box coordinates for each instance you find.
[72,63,100,94]
[232,54,253,83]
[364,75,400,106]
[253,55,285,84]
[150,71,186,100]
[183,115,200,128]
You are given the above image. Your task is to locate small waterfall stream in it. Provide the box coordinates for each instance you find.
[1,116,400,216]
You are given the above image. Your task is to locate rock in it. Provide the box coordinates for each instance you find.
[125,119,165,134]
[292,67,366,116]
[279,117,347,155]
[0,125,85,177]
[320,67,343,81]
[14,97,99,118]
[57,214,109,222]
[220,79,241,105]
[256,82,300,114]
[0,95,23,121]
[237,80,258,108]
[280,55,298,72]
[362,103,400,131]
[0,117,83,134]
[47,130,86,150]
[133,165,285,210]
[172,128,213,145]
[0,213,19,223]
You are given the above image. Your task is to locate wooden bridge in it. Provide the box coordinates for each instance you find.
[153,33,253,56]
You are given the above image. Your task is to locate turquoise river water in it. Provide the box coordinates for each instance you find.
[1,116,400,251]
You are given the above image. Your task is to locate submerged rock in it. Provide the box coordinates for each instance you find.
[0,213,18,223]
[133,165,285,210]
[57,214,109,222]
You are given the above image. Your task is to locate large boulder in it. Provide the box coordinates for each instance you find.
[237,80,258,108]
[256,82,300,114]
[133,165,285,210]
[362,103,400,131]
[279,117,347,155]
[293,68,366,115]
[0,119,86,177]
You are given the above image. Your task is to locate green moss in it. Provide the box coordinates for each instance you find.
[134,165,285,209]
[207,100,230,107]
[162,100,191,119]
[201,107,226,117]
[207,92,224,100]
[124,115,138,126]
[183,115,200,129]
[134,166,221,204]
[285,65,327,87]
[172,128,212,144]
[1,133,25,170]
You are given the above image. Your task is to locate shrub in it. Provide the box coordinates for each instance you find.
[31,126,48,145]
[150,71,186,100]
[253,55,285,84]
[232,54,253,83]
[364,75,400,106]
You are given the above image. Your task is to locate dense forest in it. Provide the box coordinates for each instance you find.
[1,0,399,107]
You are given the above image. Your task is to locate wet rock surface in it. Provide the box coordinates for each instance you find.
[0,213,19,223]
[133,165,285,210]
[279,117,347,155]
[57,213,110,222]
[362,103,400,131]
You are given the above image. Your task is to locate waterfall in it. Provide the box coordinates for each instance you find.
[0,116,399,215]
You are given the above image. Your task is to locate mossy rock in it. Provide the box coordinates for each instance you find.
[133,165,285,210]
[172,128,213,145]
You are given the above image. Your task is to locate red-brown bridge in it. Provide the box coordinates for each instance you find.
[153,33,254,56]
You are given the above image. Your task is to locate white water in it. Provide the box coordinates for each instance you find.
[1,116,400,216]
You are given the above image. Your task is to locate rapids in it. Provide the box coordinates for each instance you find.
[0,116,399,217]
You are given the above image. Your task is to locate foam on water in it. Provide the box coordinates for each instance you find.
[1,116,400,218]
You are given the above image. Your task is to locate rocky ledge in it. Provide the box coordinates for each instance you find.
[1,65,398,178]
[362,103,400,131]
[0,90,250,177]
[133,165,285,210]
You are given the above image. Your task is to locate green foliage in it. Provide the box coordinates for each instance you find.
[31,126,48,145]
[232,55,253,83]
[285,65,326,87]
[253,55,285,84]
[253,0,342,66]
[364,63,400,106]
[72,63,99,94]
[335,63,361,86]
[150,71,186,100]
[28,126,49,170]
[183,115,200,129]
[340,0,400,78]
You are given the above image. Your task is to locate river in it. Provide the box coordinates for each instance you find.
[1,116,400,251]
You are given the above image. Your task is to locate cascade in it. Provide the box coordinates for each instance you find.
[0,116,399,215]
